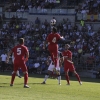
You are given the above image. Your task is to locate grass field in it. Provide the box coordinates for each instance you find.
[0,72,100,100]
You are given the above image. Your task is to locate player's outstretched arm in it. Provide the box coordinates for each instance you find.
[63,56,73,64]
[59,57,64,67]
[58,37,71,44]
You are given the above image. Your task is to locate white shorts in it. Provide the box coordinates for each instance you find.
[12,58,14,64]
[48,61,60,72]
[48,62,55,72]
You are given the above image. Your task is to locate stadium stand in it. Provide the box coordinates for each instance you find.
[0,0,100,78]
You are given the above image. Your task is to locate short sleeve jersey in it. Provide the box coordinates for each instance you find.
[62,50,72,64]
[12,44,28,60]
[47,33,61,45]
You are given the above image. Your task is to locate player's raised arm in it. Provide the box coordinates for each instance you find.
[58,36,71,44]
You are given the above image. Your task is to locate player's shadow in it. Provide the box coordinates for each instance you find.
[30,83,55,85]
[0,86,8,87]
[29,74,100,83]
[1,72,100,83]
[0,83,10,87]
[18,83,44,85]
[0,83,9,85]
[30,83,43,85]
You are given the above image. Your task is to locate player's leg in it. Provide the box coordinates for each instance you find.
[42,70,52,84]
[50,52,55,64]
[65,68,70,85]
[48,45,55,64]
[70,64,82,85]
[53,45,58,68]
[21,62,29,88]
[55,58,60,74]
[42,73,49,84]
[42,63,54,84]
[55,59,61,85]
[54,57,58,68]
[49,62,57,78]
[17,69,22,78]
[41,70,53,84]
[10,63,18,86]
[23,71,29,88]
[73,70,82,85]
[10,71,17,86]
[57,71,61,85]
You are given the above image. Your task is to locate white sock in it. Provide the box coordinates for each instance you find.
[44,75,49,82]
[58,75,61,84]
[17,70,20,76]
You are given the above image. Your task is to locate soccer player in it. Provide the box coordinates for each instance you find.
[62,44,82,85]
[46,27,64,71]
[6,38,29,88]
[41,51,63,85]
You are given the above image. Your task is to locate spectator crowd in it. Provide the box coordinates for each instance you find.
[5,0,61,12]
[0,0,100,75]
[76,0,100,14]
[0,16,100,74]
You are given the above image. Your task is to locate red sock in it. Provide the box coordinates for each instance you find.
[11,73,16,84]
[24,73,28,85]
[65,75,70,84]
[75,73,81,83]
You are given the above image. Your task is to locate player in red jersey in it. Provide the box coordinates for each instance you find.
[62,44,82,85]
[7,38,29,88]
[46,27,64,71]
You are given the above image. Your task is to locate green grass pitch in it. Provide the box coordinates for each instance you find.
[0,72,100,100]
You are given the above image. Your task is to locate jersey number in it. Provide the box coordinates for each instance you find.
[17,48,21,55]
[52,37,56,43]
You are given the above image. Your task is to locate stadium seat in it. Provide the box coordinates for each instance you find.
[67,9,75,14]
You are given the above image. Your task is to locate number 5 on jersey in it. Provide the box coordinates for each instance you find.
[17,48,21,55]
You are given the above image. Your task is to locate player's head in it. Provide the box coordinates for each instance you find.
[19,38,24,44]
[65,44,70,50]
[52,27,57,33]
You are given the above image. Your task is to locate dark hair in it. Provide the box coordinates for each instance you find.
[19,38,24,44]
[52,27,57,33]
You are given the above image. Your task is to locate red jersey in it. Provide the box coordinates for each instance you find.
[12,44,28,61]
[62,50,75,71]
[62,50,72,65]
[47,33,61,45]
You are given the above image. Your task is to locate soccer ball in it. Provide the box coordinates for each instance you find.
[50,19,56,26]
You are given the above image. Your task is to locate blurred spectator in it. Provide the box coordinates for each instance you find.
[35,17,40,26]
[0,51,7,72]
[0,14,100,74]
[0,15,3,28]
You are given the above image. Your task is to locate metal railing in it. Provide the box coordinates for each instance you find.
[29,8,75,15]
